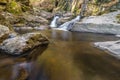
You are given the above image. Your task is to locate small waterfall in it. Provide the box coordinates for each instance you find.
[50,16,60,28]
[50,0,88,31]
[56,16,81,31]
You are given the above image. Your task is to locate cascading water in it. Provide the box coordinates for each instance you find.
[50,15,80,31]
[50,0,87,31]
[50,16,60,28]
[57,16,80,31]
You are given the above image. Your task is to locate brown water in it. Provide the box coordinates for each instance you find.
[0,30,120,80]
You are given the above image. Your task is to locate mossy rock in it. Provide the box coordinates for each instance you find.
[116,14,120,23]
[6,1,22,14]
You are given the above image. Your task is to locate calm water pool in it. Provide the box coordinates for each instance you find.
[0,30,120,80]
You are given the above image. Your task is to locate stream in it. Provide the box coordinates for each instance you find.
[0,30,120,80]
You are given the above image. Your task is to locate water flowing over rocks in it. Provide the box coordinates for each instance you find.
[50,16,60,28]
[57,12,74,26]
[0,32,49,55]
[94,40,120,59]
[71,10,120,34]
[54,16,80,31]
[59,16,80,30]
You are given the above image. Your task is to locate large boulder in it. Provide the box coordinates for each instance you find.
[71,10,120,35]
[0,32,49,55]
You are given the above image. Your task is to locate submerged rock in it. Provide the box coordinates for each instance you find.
[94,40,120,59]
[71,10,120,34]
[0,32,49,55]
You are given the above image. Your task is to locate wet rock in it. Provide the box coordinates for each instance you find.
[71,10,120,34]
[58,12,74,25]
[58,17,74,25]
[56,16,80,31]
[14,25,49,31]
[0,24,11,43]
[8,32,18,38]
[94,40,120,59]
[63,12,74,17]
[33,25,50,30]
[0,32,49,55]
[14,26,34,31]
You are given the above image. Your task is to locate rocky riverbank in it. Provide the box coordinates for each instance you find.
[0,25,49,55]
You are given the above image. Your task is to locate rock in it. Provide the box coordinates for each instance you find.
[14,25,49,31]
[71,10,120,34]
[0,24,11,43]
[57,12,74,25]
[8,32,18,38]
[14,26,34,31]
[63,12,74,17]
[39,10,54,20]
[0,32,49,55]
[23,13,49,24]
[94,40,120,59]
[58,17,74,25]
[33,25,50,30]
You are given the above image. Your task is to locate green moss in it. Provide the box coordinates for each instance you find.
[26,34,43,45]
[21,5,31,12]
[6,1,22,14]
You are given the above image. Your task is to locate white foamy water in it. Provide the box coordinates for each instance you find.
[56,16,80,31]
[50,15,80,31]
[50,16,60,28]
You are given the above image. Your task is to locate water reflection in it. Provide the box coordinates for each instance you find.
[0,45,48,80]
[0,30,120,80]
[37,30,120,80]
[11,62,31,80]
[51,30,72,41]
